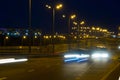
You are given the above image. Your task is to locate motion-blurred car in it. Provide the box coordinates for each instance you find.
[90,47,110,59]
[63,49,90,62]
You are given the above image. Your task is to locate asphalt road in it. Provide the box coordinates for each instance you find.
[0,57,119,80]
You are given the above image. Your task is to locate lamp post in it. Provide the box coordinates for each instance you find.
[68,14,76,51]
[46,4,63,55]
[62,14,76,51]
[28,0,32,53]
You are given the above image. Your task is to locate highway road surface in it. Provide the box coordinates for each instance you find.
[0,57,119,80]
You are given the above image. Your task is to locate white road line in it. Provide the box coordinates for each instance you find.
[0,77,7,80]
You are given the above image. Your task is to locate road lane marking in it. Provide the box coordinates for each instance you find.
[28,69,35,72]
[0,77,7,80]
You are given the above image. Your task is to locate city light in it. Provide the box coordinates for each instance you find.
[92,27,95,30]
[70,14,76,19]
[45,5,51,9]
[34,36,37,39]
[74,36,77,39]
[73,21,78,25]
[5,36,9,39]
[62,14,66,18]
[23,36,27,39]
[80,21,85,25]
[96,27,100,30]
[56,4,63,9]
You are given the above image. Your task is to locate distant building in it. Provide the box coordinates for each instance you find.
[0,28,42,37]
[71,26,114,38]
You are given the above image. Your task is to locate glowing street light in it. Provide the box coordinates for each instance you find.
[5,36,9,39]
[23,36,26,39]
[70,14,76,19]
[68,14,76,51]
[34,36,37,39]
[73,21,78,25]
[80,21,85,25]
[62,14,66,18]
[56,4,63,9]
[45,5,51,9]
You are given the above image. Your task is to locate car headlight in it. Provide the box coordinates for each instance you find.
[91,53,109,58]
[118,46,120,49]
[64,54,80,58]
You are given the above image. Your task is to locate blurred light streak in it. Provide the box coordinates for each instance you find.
[0,58,28,64]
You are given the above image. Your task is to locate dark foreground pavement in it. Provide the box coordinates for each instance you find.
[0,57,119,80]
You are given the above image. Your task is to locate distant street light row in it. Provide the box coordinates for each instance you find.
[45,3,86,53]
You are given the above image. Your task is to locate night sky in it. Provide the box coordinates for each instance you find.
[0,0,120,34]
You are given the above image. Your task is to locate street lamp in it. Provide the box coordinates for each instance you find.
[46,3,63,55]
[28,0,32,53]
[68,14,76,51]
[62,14,76,51]
[80,21,85,25]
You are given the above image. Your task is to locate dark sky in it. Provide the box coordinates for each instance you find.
[0,0,120,33]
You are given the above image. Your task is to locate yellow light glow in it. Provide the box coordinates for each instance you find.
[63,36,66,39]
[102,29,107,32]
[59,4,63,7]
[73,22,77,25]
[100,29,102,31]
[96,27,100,30]
[34,36,37,39]
[74,36,77,39]
[23,36,26,39]
[70,14,76,19]
[19,46,22,49]
[92,27,95,30]
[5,36,9,39]
[54,35,56,38]
[56,4,63,9]
[45,36,49,39]
[49,36,52,38]
[80,21,85,25]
